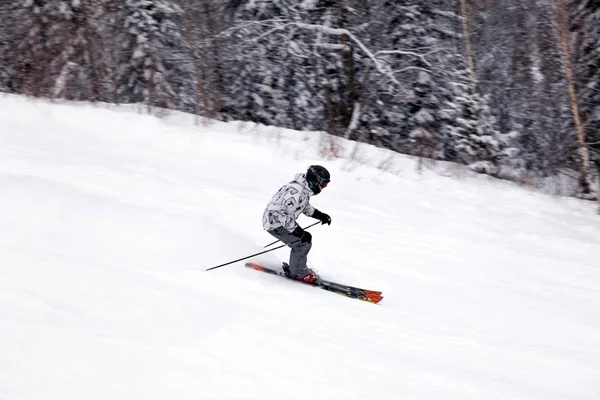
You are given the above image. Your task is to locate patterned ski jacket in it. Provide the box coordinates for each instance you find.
[262,173,315,232]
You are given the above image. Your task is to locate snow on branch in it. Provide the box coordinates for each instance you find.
[394,66,440,76]
[291,22,403,87]
[374,50,432,68]
[312,43,351,51]
[247,21,426,89]
[252,23,295,42]
[216,19,288,39]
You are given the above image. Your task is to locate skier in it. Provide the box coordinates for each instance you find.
[262,165,332,283]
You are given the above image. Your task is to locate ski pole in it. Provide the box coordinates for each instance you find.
[263,221,320,248]
[206,240,300,272]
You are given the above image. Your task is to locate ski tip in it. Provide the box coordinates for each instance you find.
[245,263,265,272]
[364,290,384,304]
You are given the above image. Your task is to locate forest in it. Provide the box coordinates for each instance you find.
[0,0,598,197]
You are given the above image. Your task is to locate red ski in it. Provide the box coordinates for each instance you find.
[245,263,383,304]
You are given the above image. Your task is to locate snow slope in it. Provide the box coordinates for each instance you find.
[1,95,599,400]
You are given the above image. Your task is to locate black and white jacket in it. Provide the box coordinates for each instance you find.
[262,173,315,232]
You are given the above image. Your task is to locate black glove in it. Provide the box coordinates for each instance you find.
[292,226,312,243]
[312,209,332,225]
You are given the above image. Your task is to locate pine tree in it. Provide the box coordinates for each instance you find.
[115,0,188,109]
[45,0,102,100]
[440,72,519,175]
[469,0,577,177]
[225,0,328,130]
[178,0,229,118]
[8,0,55,96]
[372,1,467,156]
[3,0,107,100]
[224,0,290,126]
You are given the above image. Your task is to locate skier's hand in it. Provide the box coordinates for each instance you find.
[313,209,332,225]
[319,212,331,225]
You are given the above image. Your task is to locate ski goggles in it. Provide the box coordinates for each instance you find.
[319,179,330,188]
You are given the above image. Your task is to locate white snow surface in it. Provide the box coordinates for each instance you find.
[1,95,599,400]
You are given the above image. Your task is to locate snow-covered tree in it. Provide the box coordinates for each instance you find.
[2,0,109,100]
[115,0,188,109]
[7,0,55,96]
[45,0,103,100]
[440,72,520,175]
[373,1,468,155]
[223,0,331,130]
[0,0,596,184]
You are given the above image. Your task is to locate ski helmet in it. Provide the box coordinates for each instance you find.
[306,165,330,195]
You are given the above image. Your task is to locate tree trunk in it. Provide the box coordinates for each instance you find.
[179,0,211,119]
[459,0,476,91]
[557,0,591,193]
[337,0,356,130]
[53,61,77,99]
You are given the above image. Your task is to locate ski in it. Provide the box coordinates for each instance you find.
[245,263,383,304]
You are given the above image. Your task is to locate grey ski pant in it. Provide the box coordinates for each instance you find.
[267,227,312,278]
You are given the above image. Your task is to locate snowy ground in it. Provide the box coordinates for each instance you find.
[1,94,599,400]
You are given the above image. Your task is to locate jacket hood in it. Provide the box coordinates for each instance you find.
[292,173,313,196]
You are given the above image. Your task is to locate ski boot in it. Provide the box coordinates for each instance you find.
[282,263,319,284]
[299,269,319,284]
[282,262,292,278]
